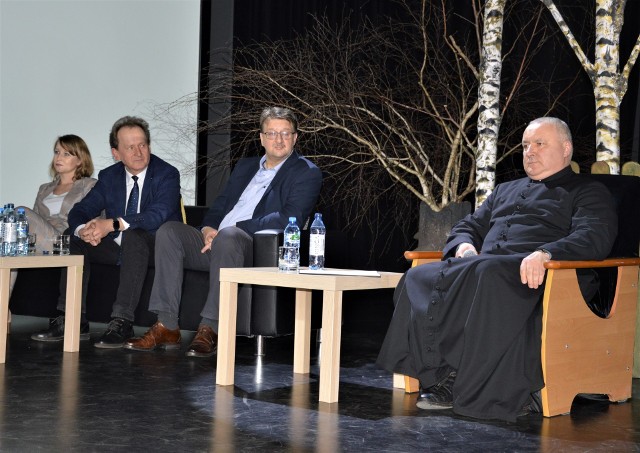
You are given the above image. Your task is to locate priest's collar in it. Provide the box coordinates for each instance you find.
[529,165,573,183]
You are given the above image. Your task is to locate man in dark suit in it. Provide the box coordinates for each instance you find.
[31,116,182,348]
[125,106,322,357]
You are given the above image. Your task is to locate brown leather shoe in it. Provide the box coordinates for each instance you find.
[123,321,181,351]
[185,325,217,357]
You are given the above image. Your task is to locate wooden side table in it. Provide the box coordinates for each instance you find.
[216,267,402,403]
[0,255,83,362]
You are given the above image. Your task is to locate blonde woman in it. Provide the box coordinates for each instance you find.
[11,135,96,290]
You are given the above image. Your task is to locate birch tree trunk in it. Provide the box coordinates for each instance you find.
[542,0,640,174]
[476,0,506,207]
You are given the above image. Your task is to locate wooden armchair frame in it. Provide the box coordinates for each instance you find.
[394,251,640,417]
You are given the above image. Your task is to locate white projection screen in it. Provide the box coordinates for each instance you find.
[0,0,200,206]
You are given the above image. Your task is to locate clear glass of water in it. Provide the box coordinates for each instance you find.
[278,246,299,273]
[53,234,70,255]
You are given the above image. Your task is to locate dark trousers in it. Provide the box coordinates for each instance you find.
[149,221,253,323]
[58,229,155,321]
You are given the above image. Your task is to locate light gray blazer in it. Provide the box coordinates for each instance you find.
[32,177,97,233]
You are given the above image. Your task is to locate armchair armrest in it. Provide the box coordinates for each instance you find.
[404,251,443,260]
[405,252,640,269]
[254,229,284,236]
[544,257,640,270]
[253,229,283,267]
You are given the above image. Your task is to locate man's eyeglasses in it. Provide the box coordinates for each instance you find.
[261,131,296,141]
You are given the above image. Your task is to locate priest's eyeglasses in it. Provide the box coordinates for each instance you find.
[261,130,295,140]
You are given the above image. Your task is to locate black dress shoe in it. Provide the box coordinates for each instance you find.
[31,315,90,342]
[416,371,456,410]
[94,318,134,349]
[518,390,542,417]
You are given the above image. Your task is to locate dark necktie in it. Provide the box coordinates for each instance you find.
[126,175,139,216]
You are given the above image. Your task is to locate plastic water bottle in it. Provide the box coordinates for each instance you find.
[309,213,326,270]
[284,217,300,248]
[0,207,5,257]
[3,203,17,257]
[282,217,301,271]
[16,207,29,256]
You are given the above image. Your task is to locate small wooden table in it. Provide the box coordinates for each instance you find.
[216,267,403,403]
[0,255,84,362]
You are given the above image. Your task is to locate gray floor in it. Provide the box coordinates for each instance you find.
[1,314,639,452]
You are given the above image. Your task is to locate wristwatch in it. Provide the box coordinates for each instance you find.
[112,218,120,232]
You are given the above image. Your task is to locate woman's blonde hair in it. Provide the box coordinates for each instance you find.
[49,134,94,180]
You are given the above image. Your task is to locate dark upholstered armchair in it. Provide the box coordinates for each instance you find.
[165,206,316,354]
[394,174,640,417]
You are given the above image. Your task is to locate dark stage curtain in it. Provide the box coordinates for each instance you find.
[197,0,640,268]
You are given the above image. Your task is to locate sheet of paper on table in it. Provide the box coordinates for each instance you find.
[299,268,381,277]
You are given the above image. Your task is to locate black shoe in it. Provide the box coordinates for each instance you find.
[518,390,542,417]
[31,316,90,342]
[416,371,456,410]
[94,318,134,349]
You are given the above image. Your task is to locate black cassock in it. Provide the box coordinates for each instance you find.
[377,166,618,421]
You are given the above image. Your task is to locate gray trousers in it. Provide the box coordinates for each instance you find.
[20,206,60,254]
[149,221,253,322]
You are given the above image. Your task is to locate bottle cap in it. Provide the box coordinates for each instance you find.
[289,217,296,222]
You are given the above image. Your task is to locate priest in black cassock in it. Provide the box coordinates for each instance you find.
[376,117,618,422]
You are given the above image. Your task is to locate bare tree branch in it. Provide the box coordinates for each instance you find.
[172,0,575,239]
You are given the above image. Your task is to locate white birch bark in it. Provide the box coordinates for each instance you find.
[476,0,506,207]
[542,0,640,174]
